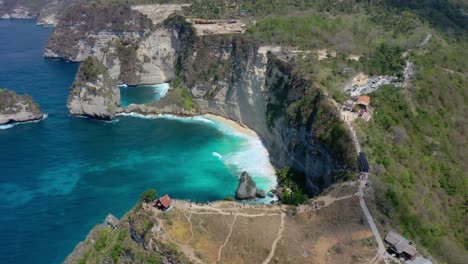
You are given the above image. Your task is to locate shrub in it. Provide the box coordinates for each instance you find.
[139,189,157,203]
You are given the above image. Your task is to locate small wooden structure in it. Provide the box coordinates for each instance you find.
[155,194,172,211]
[384,231,418,260]
[357,95,371,111]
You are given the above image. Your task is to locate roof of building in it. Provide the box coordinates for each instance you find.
[357,95,371,106]
[396,243,418,256]
[158,194,172,208]
[385,230,404,245]
[385,231,418,256]
[406,256,433,264]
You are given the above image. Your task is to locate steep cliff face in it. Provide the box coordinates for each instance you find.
[167,19,357,193]
[0,88,44,124]
[44,4,177,85]
[44,5,153,62]
[67,57,120,120]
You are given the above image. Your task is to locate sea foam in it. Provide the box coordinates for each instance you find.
[0,114,48,130]
[117,112,278,194]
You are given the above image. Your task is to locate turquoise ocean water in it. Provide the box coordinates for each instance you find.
[119,83,170,107]
[0,20,275,263]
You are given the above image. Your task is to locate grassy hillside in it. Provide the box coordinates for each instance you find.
[355,37,467,263]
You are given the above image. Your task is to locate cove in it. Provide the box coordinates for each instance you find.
[119,83,170,107]
[0,20,275,264]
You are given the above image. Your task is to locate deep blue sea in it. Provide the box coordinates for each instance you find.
[0,20,275,264]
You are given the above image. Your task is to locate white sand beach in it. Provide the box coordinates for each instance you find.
[203,113,258,137]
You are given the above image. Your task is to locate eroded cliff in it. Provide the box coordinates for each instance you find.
[67,56,120,120]
[169,22,357,193]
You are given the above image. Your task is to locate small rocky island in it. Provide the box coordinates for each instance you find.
[67,56,121,120]
[0,89,44,125]
[236,171,266,200]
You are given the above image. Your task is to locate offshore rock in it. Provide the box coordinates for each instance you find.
[67,57,120,120]
[236,172,265,200]
[0,89,44,125]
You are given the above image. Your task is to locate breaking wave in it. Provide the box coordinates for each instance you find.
[117,112,278,196]
[212,152,222,159]
[0,114,48,130]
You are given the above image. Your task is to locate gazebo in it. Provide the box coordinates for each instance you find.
[155,194,172,211]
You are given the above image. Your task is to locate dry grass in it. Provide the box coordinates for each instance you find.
[154,196,377,264]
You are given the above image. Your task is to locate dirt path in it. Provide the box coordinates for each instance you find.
[217,215,238,262]
[183,210,194,245]
[435,66,466,77]
[261,213,285,264]
[358,174,388,264]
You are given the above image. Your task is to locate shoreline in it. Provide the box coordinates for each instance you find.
[203,113,258,137]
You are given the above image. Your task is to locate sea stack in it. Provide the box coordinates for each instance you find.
[236,171,266,200]
[0,89,44,125]
[67,56,120,120]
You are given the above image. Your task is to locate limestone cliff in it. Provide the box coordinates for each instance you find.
[0,88,44,125]
[67,56,120,120]
[44,4,177,85]
[163,17,357,193]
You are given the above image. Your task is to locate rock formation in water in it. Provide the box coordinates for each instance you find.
[236,171,266,200]
[0,88,44,124]
[67,56,120,120]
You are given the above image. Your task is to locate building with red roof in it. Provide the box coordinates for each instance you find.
[155,194,172,210]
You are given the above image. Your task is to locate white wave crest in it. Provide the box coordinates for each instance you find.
[222,136,277,191]
[212,152,222,159]
[0,124,14,130]
[104,119,120,124]
[0,114,48,129]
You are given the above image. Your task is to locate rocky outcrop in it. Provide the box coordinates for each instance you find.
[44,5,153,62]
[64,206,190,264]
[44,4,177,85]
[67,57,120,120]
[236,171,266,200]
[0,89,44,124]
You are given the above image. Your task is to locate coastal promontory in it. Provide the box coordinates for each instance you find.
[67,56,120,120]
[0,88,44,125]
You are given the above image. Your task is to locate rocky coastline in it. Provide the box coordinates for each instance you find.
[47,4,356,194]
[0,88,44,125]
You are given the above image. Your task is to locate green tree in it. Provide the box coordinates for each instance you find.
[139,189,157,203]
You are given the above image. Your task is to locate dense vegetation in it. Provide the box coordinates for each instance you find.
[276,167,308,206]
[361,44,406,77]
[78,57,106,82]
[355,36,467,262]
